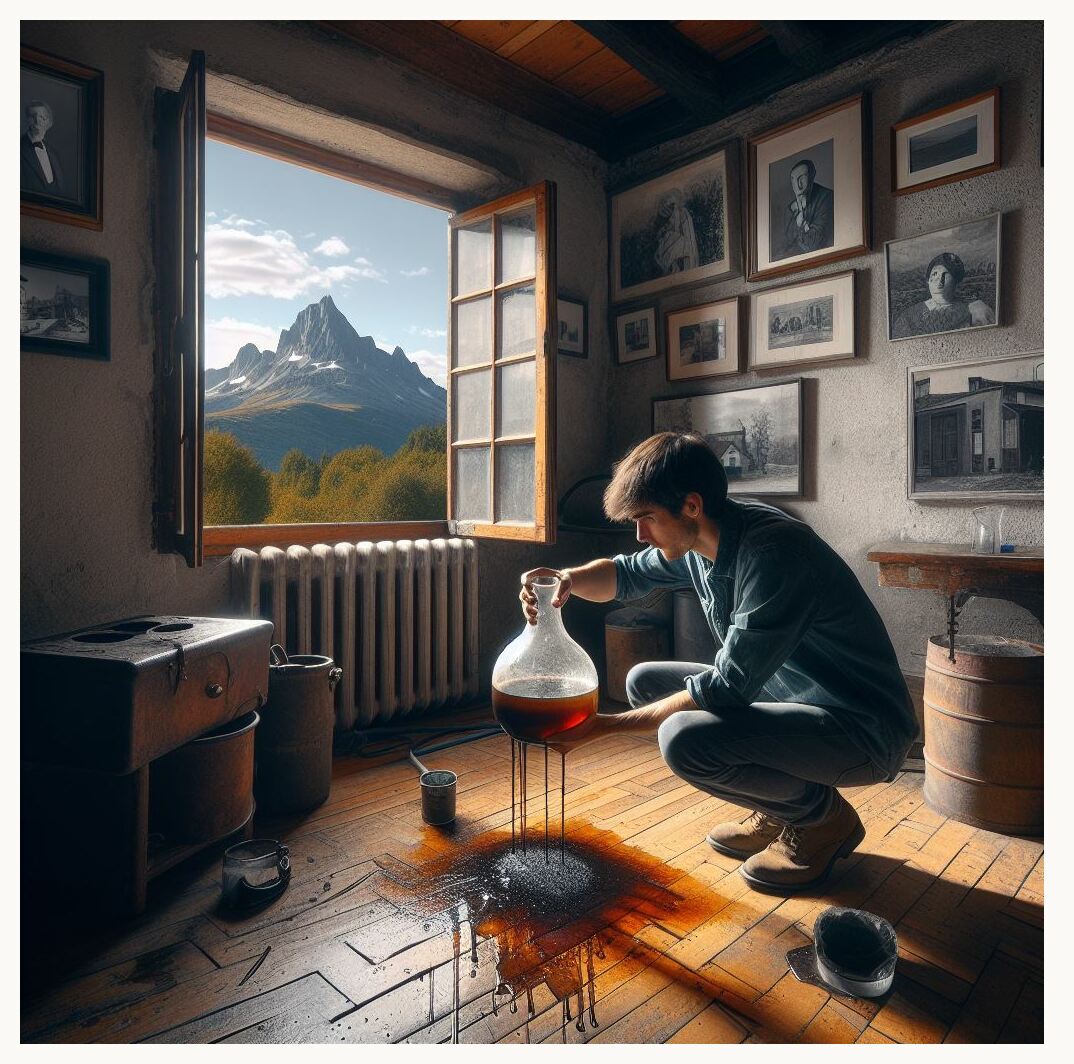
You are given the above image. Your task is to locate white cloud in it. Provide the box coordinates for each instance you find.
[314,236,350,257]
[221,213,257,228]
[206,224,385,298]
[206,317,282,370]
[206,210,217,219]
[400,266,429,277]
[407,326,447,339]
[302,231,317,240]
[406,349,448,388]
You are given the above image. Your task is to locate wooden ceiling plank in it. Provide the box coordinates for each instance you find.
[496,20,558,58]
[580,66,662,114]
[674,20,767,59]
[509,21,604,83]
[551,46,635,100]
[447,21,538,52]
[574,20,726,119]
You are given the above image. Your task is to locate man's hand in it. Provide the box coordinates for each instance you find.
[545,712,608,753]
[519,567,572,625]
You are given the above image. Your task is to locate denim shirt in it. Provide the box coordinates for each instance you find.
[613,497,916,776]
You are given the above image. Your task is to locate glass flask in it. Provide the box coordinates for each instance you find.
[492,576,599,742]
[971,505,1006,554]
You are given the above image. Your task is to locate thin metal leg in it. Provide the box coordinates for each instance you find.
[544,744,549,863]
[560,750,566,862]
[511,739,517,852]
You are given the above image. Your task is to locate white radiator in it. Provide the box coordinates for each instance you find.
[230,538,479,728]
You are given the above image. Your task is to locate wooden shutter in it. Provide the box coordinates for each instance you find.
[153,51,205,567]
[447,181,557,543]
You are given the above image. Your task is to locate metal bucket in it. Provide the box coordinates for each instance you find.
[420,769,457,825]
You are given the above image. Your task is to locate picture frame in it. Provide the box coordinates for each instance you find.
[747,94,869,282]
[892,88,1000,196]
[557,295,588,358]
[666,296,743,382]
[885,213,1001,342]
[749,270,855,371]
[614,306,659,365]
[652,378,803,497]
[20,46,103,230]
[21,248,110,361]
[610,138,742,304]
[907,351,1043,502]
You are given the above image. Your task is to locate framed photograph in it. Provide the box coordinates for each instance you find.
[749,270,855,371]
[908,351,1043,501]
[614,306,658,365]
[21,249,110,361]
[666,296,742,382]
[748,94,869,282]
[652,379,803,497]
[885,214,1000,342]
[21,47,103,230]
[892,88,1000,196]
[557,296,588,358]
[610,139,741,303]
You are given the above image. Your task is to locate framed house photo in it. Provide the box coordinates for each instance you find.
[666,296,742,382]
[749,270,855,371]
[907,351,1043,502]
[21,47,103,230]
[886,213,1000,342]
[652,379,803,497]
[21,249,110,361]
[747,94,869,282]
[557,296,588,358]
[614,306,658,365]
[892,88,1000,196]
[610,139,741,303]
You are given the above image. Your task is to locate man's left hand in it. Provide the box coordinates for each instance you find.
[546,713,609,754]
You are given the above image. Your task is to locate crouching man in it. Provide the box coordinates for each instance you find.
[520,432,915,892]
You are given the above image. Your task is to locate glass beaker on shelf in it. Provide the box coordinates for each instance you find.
[971,506,1005,554]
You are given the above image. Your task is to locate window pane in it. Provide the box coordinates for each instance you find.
[454,447,490,521]
[497,284,535,360]
[495,443,535,523]
[455,219,492,296]
[496,360,535,437]
[497,207,536,284]
[453,369,491,442]
[453,297,492,367]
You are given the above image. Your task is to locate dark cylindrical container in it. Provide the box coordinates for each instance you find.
[256,655,342,814]
[673,589,717,664]
[150,710,260,843]
[923,634,1043,836]
[420,769,457,826]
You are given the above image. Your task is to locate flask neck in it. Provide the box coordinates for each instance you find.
[532,582,567,634]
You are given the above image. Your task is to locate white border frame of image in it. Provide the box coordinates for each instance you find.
[905,349,1044,503]
[749,269,856,371]
[615,305,658,364]
[893,88,999,194]
[610,140,739,303]
[557,295,587,357]
[884,211,1002,343]
[666,295,743,382]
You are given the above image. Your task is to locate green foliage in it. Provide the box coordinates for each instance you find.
[401,423,447,454]
[204,431,271,525]
[277,449,321,497]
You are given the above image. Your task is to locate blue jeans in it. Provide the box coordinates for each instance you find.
[625,661,890,826]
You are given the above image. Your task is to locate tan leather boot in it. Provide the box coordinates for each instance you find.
[706,810,784,859]
[739,793,865,892]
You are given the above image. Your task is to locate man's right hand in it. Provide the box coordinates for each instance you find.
[519,567,572,625]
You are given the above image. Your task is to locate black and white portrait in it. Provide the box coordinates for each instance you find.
[768,139,835,263]
[625,316,649,352]
[615,307,657,364]
[678,320,724,365]
[886,214,1000,341]
[557,297,587,358]
[665,297,741,383]
[653,379,802,496]
[21,250,109,360]
[768,296,833,349]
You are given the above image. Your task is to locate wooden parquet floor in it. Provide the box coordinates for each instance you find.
[21,730,1044,1044]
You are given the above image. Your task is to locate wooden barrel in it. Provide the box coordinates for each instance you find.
[605,615,669,704]
[923,634,1043,836]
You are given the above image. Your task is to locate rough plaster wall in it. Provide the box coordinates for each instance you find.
[605,21,1044,679]
[20,20,612,665]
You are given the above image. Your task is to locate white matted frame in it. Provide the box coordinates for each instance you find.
[666,296,743,382]
[614,305,658,365]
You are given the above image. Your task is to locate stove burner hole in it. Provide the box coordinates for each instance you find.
[152,622,195,632]
[73,631,136,643]
[113,620,161,633]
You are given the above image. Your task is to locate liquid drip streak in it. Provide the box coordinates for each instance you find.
[560,750,566,862]
[510,739,516,853]
[586,939,599,1027]
[544,744,549,863]
[520,742,527,853]
[451,923,460,1045]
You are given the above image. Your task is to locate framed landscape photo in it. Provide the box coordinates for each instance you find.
[21,249,110,360]
[21,47,103,230]
[614,306,658,365]
[749,270,855,371]
[666,296,742,382]
[557,296,588,358]
[652,379,803,497]
[886,214,1000,341]
[748,94,869,282]
[893,88,1000,196]
[907,350,1043,502]
[610,139,741,303]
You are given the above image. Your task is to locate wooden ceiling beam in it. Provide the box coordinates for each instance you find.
[574,20,725,120]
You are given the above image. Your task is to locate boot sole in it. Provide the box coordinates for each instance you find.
[738,819,867,895]
[707,837,773,860]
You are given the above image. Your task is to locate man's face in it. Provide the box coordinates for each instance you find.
[27,106,51,141]
[928,264,957,300]
[632,503,699,562]
[790,164,813,199]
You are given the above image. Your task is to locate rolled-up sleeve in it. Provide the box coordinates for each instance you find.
[613,548,693,602]
[685,541,820,710]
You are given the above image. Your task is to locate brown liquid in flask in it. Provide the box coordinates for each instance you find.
[492,678,599,743]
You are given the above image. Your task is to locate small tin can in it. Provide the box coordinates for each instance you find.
[420,769,457,825]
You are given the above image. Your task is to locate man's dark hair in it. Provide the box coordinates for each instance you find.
[790,158,817,182]
[603,432,728,522]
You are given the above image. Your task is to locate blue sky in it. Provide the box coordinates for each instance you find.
[205,139,449,384]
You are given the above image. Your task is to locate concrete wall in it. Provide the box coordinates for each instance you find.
[20,21,613,678]
[605,20,1044,677]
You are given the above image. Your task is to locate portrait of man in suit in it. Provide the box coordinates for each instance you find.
[768,138,836,264]
[21,99,69,201]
